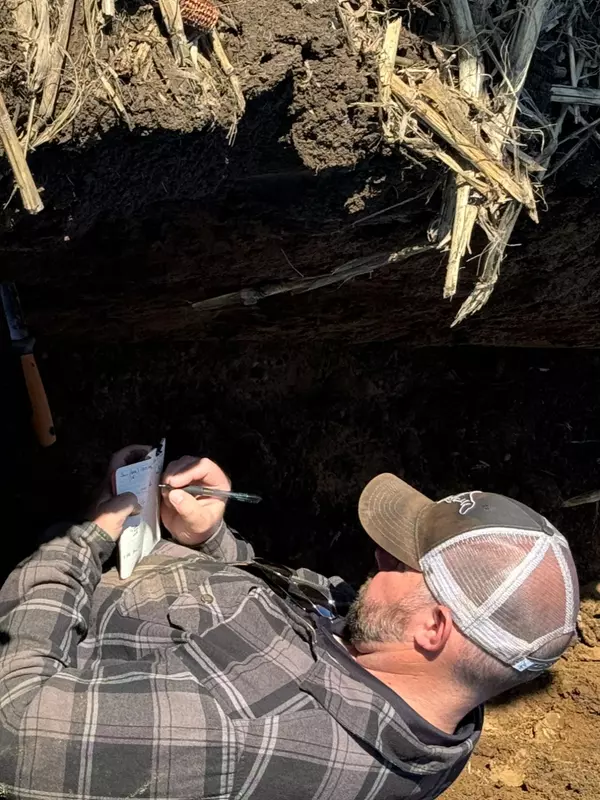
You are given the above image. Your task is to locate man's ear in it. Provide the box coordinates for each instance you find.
[414,605,453,655]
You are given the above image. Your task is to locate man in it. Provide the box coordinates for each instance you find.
[0,447,579,800]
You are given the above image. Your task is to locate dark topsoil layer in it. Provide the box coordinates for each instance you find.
[5,343,600,587]
[1,0,600,348]
[3,341,600,800]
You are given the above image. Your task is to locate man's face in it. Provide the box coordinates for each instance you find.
[345,547,430,647]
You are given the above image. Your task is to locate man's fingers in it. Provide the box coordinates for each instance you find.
[94,492,141,541]
[162,457,231,490]
[96,492,141,520]
[89,445,151,520]
[166,488,222,525]
[162,456,200,485]
[160,460,228,544]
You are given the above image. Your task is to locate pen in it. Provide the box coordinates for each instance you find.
[158,484,262,504]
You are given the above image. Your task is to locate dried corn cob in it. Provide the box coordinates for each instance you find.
[180,0,220,31]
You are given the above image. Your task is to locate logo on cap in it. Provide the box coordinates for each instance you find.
[441,491,482,516]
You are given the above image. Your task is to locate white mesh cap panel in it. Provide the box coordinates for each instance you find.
[420,527,579,671]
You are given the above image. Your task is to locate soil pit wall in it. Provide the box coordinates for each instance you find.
[1,2,600,798]
[2,344,600,800]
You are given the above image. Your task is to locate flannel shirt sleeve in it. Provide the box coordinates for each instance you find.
[193,519,256,562]
[0,522,243,799]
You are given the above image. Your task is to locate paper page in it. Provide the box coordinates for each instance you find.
[115,439,165,579]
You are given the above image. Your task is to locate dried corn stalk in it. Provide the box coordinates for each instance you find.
[192,244,435,311]
[0,89,43,213]
[376,0,578,325]
[30,0,52,92]
[379,18,402,140]
[38,0,77,120]
[451,0,552,326]
[157,0,189,65]
[390,74,537,213]
[440,0,484,299]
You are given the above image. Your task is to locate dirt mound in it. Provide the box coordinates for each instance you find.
[2,0,600,347]
[448,645,600,800]
[448,585,600,800]
[0,0,376,165]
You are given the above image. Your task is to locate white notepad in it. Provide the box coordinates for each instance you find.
[114,439,165,579]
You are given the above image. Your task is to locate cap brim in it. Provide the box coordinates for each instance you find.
[358,473,433,570]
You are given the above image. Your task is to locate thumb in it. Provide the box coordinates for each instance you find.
[167,489,203,524]
[94,493,141,541]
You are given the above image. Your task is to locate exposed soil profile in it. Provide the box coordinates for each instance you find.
[1,0,600,798]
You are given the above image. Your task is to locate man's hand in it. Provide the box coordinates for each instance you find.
[94,493,140,541]
[88,445,148,541]
[161,456,230,547]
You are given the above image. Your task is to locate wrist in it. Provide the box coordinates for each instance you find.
[70,521,117,564]
[176,519,226,549]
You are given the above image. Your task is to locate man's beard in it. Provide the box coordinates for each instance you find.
[345,577,413,647]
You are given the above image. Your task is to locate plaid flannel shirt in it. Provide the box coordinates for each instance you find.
[0,520,482,800]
